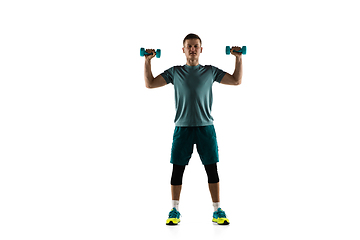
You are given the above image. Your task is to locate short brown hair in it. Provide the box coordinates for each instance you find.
[183,33,202,46]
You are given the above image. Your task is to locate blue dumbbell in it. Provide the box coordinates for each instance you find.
[226,46,247,55]
[140,48,161,58]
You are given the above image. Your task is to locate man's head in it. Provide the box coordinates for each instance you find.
[182,33,203,66]
[183,33,202,46]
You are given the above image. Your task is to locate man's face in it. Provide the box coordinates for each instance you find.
[183,39,202,60]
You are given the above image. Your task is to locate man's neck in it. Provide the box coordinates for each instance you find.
[186,59,199,66]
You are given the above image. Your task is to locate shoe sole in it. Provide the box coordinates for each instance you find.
[212,219,230,225]
[219,220,229,225]
[166,221,180,225]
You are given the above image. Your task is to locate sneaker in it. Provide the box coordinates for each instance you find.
[166,208,181,225]
[212,208,230,225]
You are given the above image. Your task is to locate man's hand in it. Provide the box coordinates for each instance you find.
[145,49,156,61]
[230,46,243,58]
[220,46,243,85]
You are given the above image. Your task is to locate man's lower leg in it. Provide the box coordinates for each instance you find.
[171,185,182,210]
[209,182,221,212]
[171,185,182,200]
[204,163,221,211]
[170,164,186,210]
[208,182,220,202]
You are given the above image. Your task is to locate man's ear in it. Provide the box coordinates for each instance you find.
[200,47,203,53]
[182,47,185,53]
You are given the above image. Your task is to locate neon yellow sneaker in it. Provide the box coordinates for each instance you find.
[166,208,181,225]
[212,208,230,225]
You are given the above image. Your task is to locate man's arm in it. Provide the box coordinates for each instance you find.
[220,46,243,86]
[144,49,167,89]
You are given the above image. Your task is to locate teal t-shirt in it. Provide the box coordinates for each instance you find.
[161,64,226,127]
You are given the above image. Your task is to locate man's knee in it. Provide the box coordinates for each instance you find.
[171,164,186,185]
[204,163,219,183]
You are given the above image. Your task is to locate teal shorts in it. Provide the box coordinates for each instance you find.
[170,125,219,166]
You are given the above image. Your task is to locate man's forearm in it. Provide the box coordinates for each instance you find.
[144,59,154,88]
[232,56,243,85]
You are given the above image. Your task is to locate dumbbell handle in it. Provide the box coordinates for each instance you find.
[143,50,154,55]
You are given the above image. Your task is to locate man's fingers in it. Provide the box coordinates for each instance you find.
[232,46,241,52]
[145,49,156,59]
[146,49,155,54]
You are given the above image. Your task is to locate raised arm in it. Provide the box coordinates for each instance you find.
[220,46,243,86]
[144,49,167,89]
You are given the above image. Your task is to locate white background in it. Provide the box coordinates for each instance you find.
[1,0,359,239]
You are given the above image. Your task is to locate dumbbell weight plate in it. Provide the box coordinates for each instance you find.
[156,49,161,58]
[140,48,145,57]
[226,46,231,55]
[242,46,247,55]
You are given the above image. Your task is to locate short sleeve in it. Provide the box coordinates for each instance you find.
[160,67,175,85]
[211,66,226,83]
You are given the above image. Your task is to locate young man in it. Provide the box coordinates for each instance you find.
[144,34,243,225]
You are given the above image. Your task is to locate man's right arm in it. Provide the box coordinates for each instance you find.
[144,50,167,89]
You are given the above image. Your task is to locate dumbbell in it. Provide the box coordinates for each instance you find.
[140,48,161,58]
[226,46,247,55]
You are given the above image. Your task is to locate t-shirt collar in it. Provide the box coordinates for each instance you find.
[184,64,201,69]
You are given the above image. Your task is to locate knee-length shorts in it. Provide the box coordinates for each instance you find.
[170,125,219,166]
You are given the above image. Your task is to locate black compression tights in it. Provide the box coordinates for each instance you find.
[170,163,219,185]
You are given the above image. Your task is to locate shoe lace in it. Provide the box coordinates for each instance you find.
[217,209,227,218]
[169,209,180,218]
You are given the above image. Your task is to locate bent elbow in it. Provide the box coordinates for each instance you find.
[145,80,153,89]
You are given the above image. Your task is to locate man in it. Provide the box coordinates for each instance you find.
[143,34,243,225]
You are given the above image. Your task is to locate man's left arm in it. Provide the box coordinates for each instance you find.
[220,46,243,86]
